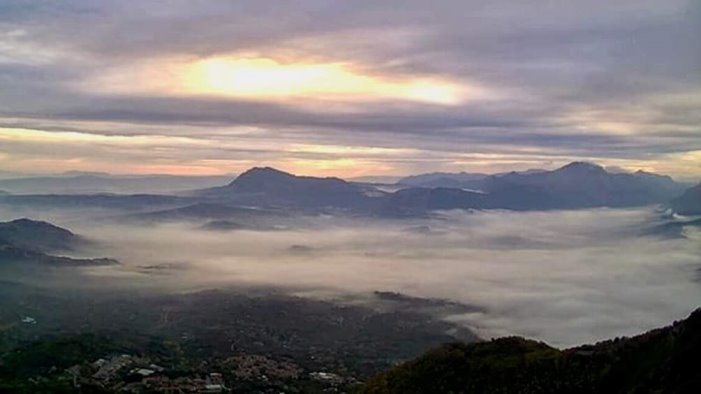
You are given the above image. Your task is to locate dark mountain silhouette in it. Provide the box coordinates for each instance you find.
[363,308,701,394]
[0,218,80,253]
[670,183,701,215]
[398,169,549,189]
[197,162,687,216]
[0,219,118,266]
[385,162,689,212]
[204,167,378,210]
[381,187,489,216]
[480,162,687,208]
[399,172,489,189]
[0,242,118,266]
[0,163,692,217]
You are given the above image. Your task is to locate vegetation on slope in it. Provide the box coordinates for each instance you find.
[363,309,701,394]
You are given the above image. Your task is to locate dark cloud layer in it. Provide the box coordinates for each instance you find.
[0,0,699,177]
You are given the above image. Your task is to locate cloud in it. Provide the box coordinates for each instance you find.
[9,206,696,348]
[80,56,475,105]
[0,0,699,177]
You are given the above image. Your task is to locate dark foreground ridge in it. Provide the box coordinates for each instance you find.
[363,308,701,394]
[0,218,118,266]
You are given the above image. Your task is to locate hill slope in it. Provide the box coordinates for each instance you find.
[204,167,377,209]
[670,183,701,215]
[364,308,701,394]
[393,162,688,211]
[0,218,80,253]
[0,219,117,266]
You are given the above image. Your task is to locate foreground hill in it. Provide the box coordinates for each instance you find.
[0,288,478,392]
[670,183,701,215]
[0,242,118,266]
[364,308,701,394]
[0,218,81,253]
[0,219,118,266]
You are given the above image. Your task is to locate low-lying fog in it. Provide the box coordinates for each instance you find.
[4,207,701,348]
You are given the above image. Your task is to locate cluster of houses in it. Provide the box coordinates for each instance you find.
[57,351,358,392]
[64,354,227,393]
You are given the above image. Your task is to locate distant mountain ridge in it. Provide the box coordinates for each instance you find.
[203,167,377,209]
[381,162,690,213]
[0,162,694,217]
[398,168,548,189]
[399,171,491,189]
[202,162,689,213]
[0,174,232,194]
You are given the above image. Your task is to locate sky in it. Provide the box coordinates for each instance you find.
[0,0,699,179]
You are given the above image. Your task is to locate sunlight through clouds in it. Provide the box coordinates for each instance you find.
[0,0,698,178]
[84,56,472,105]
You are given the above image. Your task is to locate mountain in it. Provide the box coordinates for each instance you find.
[399,172,489,189]
[0,194,188,211]
[482,162,687,208]
[398,169,549,189]
[349,176,402,184]
[0,242,118,266]
[381,187,489,216]
[0,219,81,253]
[363,308,701,394]
[0,219,118,266]
[670,183,701,215]
[389,162,689,212]
[0,174,232,194]
[204,167,378,210]
[7,164,687,219]
[131,202,285,222]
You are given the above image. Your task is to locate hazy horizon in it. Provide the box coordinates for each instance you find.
[0,161,698,183]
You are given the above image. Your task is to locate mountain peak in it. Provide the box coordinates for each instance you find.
[228,167,295,186]
[555,161,607,174]
[0,218,78,253]
[6,218,74,233]
[240,166,294,178]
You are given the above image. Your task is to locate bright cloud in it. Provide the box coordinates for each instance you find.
[0,0,698,178]
[82,56,473,105]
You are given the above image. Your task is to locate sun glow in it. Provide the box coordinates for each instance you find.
[180,57,467,105]
[83,56,473,105]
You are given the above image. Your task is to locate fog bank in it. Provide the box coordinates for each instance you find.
[3,206,700,347]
